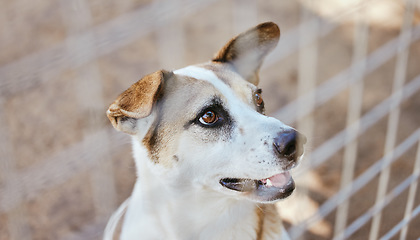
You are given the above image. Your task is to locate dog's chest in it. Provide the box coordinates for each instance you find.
[122,182,266,240]
[122,186,285,240]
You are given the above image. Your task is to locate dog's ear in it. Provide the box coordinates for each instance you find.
[213,22,280,85]
[107,70,172,134]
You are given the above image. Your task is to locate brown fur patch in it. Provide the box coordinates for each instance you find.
[108,71,164,118]
[263,205,283,239]
[142,112,163,164]
[212,22,279,63]
[255,205,265,240]
[107,70,173,134]
[211,22,279,85]
[254,204,283,240]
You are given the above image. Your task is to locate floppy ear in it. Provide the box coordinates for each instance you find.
[213,22,280,85]
[107,70,171,135]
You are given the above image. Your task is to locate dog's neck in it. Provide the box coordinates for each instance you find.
[120,138,282,240]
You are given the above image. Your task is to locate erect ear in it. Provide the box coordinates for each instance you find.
[212,22,280,85]
[107,70,172,135]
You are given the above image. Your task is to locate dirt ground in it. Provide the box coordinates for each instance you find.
[0,0,420,239]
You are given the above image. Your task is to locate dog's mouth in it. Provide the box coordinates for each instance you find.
[219,171,295,202]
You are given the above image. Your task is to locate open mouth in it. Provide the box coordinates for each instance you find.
[219,172,295,202]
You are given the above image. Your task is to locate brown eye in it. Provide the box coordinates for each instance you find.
[199,111,218,125]
[255,92,264,106]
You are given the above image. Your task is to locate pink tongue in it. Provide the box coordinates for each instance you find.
[268,172,291,188]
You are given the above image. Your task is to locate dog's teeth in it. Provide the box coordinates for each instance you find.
[266,179,272,187]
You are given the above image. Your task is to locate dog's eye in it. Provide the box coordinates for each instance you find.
[199,110,219,125]
[255,92,264,106]
[254,90,265,114]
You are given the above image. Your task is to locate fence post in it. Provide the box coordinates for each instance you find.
[334,8,369,238]
[399,139,420,240]
[295,1,319,237]
[369,0,416,239]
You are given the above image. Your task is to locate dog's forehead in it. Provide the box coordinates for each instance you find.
[173,64,256,105]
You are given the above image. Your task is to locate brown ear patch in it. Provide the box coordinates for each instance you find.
[213,22,280,62]
[212,22,280,85]
[107,70,172,134]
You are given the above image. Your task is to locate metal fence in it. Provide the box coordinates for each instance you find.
[0,0,419,239]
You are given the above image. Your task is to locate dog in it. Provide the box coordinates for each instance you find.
[104,22,306,240]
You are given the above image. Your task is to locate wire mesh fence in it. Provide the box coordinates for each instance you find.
[0,0,419,239]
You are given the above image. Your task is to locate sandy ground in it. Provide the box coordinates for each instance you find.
[0,0,419,239]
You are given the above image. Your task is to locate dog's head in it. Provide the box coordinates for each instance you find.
[107,22,306,203]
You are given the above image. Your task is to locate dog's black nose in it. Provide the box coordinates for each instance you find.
[273,130,306,161]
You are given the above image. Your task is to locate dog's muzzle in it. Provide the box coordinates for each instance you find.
[220,129,306,202]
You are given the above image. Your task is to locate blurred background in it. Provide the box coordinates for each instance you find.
[1,0,420,239]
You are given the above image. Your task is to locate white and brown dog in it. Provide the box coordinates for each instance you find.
[104,22,306,240]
